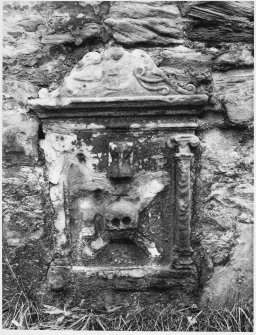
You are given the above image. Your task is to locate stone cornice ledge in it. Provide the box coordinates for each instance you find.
[29,94,208,111]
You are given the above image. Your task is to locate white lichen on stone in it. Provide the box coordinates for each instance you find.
[91,237,107,251]
[80,226,95,237]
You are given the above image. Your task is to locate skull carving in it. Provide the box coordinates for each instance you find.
[104,200,138,239]
[66,148,169,263]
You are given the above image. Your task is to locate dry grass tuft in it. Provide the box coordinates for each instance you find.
[2,293,253,331]
[2,292,42,330]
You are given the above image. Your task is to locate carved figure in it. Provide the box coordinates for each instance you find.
[108,141,134,178]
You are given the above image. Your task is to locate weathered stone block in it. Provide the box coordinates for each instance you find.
[2,110,39,164]
[2,166,50,240]
[3,80,38,107]
[180,1,254,44]
[213,69,253,125]
[213,43,253,71]
[200,224,253,307]
[105,2,184,46]
[195,128,253,306]
[2,80,39,165]
[153,46,213,68]
[2,164,54,303]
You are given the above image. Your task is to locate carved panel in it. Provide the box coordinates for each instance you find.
[54,141,170,271]
[29,48,208,295]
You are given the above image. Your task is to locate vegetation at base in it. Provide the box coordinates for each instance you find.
[2,291,253,331]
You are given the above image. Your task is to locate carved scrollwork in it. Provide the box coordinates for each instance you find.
[134,67,171,95]
[134,65,196,96]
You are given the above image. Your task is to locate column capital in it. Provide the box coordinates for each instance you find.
[167,134,199,155]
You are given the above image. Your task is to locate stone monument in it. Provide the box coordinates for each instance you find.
[29,47,208,307]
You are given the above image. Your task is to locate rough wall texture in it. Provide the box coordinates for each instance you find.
[3,1,254,308]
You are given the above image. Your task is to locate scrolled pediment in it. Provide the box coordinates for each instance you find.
[29,47,208,114]
[40,47,197,99]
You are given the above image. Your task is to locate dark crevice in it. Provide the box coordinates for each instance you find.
[38,122,45,140]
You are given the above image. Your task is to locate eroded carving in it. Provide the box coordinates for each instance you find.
[105,200,138,235]
[134,57,196,95]
[43,128,201,290]
[167,134,199,155]
[108,142,134,178]
[62,151,170,268]
[39,47,196,99]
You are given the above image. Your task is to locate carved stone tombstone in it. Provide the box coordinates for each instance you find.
[29,47,208,305]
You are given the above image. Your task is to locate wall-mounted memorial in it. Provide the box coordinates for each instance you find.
[29,47,208,304]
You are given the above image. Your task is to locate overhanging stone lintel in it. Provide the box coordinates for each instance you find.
[29,94,208,112]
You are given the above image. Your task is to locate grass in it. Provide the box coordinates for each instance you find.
[2,251,253,331]
[2,292,253,331]
[2,250,254,331]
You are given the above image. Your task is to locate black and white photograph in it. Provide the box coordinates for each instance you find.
[2,0,254,331]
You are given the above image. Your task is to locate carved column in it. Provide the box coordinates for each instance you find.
[167,134,199,269]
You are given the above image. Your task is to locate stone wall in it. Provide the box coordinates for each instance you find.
[3,1,254,308]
